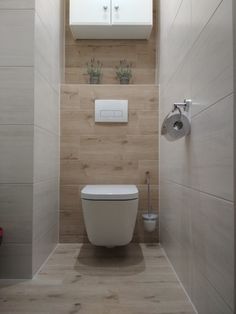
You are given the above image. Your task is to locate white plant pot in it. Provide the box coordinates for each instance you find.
[142,213,158,233]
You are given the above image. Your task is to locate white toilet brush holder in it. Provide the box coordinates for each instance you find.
[142,213,158,232]
[142,171,158,233]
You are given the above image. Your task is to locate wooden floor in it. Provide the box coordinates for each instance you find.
[0,244,195,314]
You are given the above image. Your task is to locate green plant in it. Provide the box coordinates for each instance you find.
[116,59,132,82]
[86,58,103,77]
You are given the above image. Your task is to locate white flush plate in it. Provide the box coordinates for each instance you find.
[95,100,128,123]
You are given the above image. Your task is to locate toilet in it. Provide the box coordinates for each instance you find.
[81,185,139,247]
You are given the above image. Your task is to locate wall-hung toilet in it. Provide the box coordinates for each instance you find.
[81,185,139,247]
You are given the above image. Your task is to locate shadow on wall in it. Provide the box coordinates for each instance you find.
[75,243,145,276]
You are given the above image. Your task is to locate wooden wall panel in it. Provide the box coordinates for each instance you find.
[60,84,159,243]
[65,0,157,84]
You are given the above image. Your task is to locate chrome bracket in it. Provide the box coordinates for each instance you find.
[173,99,192,113]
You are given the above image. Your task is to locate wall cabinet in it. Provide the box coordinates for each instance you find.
[111,0,152,25]
[70,0,111,26]
[69,0,153,39]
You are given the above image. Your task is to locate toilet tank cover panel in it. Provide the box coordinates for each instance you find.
[81,185,139,200]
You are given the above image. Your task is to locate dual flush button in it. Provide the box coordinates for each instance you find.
[95,99,128,123]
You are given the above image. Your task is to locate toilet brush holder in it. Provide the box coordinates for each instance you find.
[142,213,158,233]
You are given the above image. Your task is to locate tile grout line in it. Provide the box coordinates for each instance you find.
[33,243,59,278]
[162,178,233,204]
[161,247,198,314]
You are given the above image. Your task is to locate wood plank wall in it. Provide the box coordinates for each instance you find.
[60,85,159,243]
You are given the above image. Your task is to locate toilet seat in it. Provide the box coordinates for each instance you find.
[81,185,138,200]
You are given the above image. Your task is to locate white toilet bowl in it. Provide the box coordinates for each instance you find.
[81,185,139,247]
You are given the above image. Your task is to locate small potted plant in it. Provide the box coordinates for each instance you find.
[116,59,132,84]
[86,58,103,84]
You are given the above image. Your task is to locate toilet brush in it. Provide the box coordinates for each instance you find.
[142,171,158,232]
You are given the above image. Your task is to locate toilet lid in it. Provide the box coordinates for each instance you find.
[81,185,139,200]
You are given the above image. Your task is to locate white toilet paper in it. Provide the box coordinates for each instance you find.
[161,111,191,141]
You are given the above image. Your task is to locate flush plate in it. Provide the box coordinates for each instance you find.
[95,99,128,123]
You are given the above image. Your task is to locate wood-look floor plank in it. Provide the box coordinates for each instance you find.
[0,244,195,314]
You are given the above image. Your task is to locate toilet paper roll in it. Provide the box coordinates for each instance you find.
[161,111,191,141]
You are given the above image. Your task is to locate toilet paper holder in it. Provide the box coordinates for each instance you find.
[173,99,192,114]
[161,99,192,139]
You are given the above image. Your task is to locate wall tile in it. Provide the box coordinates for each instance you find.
[161,226,233,314]
[0,184,33,243]
[159,0,183,39]
[0,0,62,280]
[34,70,60,135]
[160,180,234,309]
[190,263,233,314]
[159,0,234,312]
[190,94,233,201]
[0,125,33,184]
[33,179,59,240]
[190,0,233,116]
[34,13,53,86]
[32,0,63,277]
[0,0,34,9]
[160,0,192,86]
[160,54,191,119]
[191,0,223,41]
[191,192,234,308]
[34,126,59,183]
[0,10,34,66]
[160,94,233,201]
[32,224,58,274]
[0,244,32,279]
[0,67,34,124]
[35,0,55,35]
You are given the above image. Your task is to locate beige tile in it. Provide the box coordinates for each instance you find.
[190,0,233,116]
[160,179,234,311]
[160,0,192,86]
[34,71,60,135]
[160,94,233,201]
[0,10,34,66]
[33,224,58,275]
[0,243,32,279]
[33,179,59,240]
[0,67,34,124]
[0,184,33,243]
[0,125,33,184]
[34,127,59,183]
[160,0,234,313]
[0,0,34,9]
[191,0,223,40]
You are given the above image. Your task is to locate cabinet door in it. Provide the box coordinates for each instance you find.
[112,0,152,25]
[70,0,111,25]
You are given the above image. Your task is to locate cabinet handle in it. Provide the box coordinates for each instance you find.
[114,5,119,10]
[103,5,108,11]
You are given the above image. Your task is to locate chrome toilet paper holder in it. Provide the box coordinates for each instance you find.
[173,99,192,114]
[161,99,192,138]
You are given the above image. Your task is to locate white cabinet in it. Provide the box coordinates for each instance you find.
[70,0,111,25]
[69,0,153,39]
[112,0,152,25]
